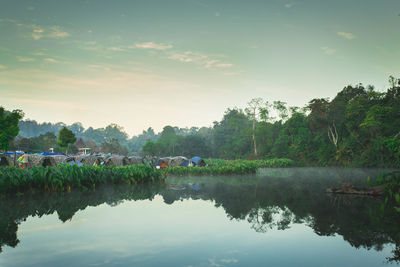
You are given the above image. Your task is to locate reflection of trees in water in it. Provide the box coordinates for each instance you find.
[161,175,400,262]
[0,184,163,253]
[0,173,399,262]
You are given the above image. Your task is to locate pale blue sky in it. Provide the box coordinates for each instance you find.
[0,0,399,135]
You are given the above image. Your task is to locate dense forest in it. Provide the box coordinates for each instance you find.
[9,76,400,167]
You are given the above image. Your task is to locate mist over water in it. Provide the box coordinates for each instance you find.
[0,168,399,266]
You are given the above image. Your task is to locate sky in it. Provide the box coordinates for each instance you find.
[0,0,399,136]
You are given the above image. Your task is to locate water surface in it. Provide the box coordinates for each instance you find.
[0,168,399,266]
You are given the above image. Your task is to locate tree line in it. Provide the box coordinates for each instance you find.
[2,76,399,166]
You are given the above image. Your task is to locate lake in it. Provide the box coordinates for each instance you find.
[0,168,399,267]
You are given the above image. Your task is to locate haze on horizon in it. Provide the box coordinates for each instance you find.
[0,0,399,136]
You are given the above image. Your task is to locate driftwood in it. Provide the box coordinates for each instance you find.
[326,182,384,196]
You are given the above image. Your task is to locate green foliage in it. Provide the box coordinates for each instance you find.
[57,127,76,151]
[0,165,165,194]
[369,171,400,214]
[163,158,296,176]
[12,76,400,167]
[101,138,128,155]
[11,132,57,153]
[0,107,24,151]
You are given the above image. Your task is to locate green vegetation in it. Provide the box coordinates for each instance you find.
[57,127,76,153]
[370,171,400,214]
[0,165,165,194]
[0,158,296,193]
[162,158,295,176]
[9,76,400,168]
[0,107,24,151]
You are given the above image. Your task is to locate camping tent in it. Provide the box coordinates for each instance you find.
[105,156,129,166]
[169,156,188,167]
[27,155,57,168]
[190,156,207,167]
[128,156,144,165]
[0,154,14,167]
[79,155,106,166]
[154,158,168,168]
[53,155,68,165]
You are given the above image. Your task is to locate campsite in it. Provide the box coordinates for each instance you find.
[1,1,400,266]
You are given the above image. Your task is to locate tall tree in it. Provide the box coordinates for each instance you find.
[245,98,265,158]
[58,127,76,153]
[0,107,24,151]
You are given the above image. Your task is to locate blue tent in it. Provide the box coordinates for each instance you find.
[40,152,65,156]
[179,160,189,167]
[190,157,206,167]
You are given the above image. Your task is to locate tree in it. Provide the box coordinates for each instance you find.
[212,108,252,158]
[141,140,164,156]
[245,98,266,158]
[159,126,179,155]
[58,127,76,153]
[104,123,128,143]
[0,107,24,151]
[101,138,128,155]
[69,122,85,137]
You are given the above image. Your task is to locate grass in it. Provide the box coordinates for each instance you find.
[0,158,296,193]
[163,158,296,176]
[0,165,165,194]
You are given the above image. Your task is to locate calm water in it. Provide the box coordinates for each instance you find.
[0,168,399,267]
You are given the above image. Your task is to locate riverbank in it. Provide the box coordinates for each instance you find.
[0,158,295,194]
[0,165,164,194]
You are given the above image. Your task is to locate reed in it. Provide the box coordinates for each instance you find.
[0,165,165,194]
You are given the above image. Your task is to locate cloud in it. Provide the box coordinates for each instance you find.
[8,20,70,40]
[44,58,57,63]
[169,52,196,63]
[16,56,35,62]
[108,47,126,52]
[337,31,355,40]
[32,51,46,56]
[321,47,336,55]
[168,51,234,70]
[31,26,44,40]
[220,258,239,264]
[215,12,221,17]
[135,42,173,50]
[47,26,70,38]
[284,3,293,8]
[215,63,233,68]
[0,65,7,69]
[208,259,222,267]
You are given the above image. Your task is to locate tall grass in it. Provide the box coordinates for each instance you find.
[0,165,165,194]
[0,158,296,193]
[164,158,296,176]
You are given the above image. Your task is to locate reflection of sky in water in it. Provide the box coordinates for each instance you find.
[0,195,394,267]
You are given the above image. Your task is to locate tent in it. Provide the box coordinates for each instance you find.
[128,156,144,165]
[179,160,190,167]
[154,158,168,168]
[66,157,83,166]
[79,155,106,166]
[27,155,57,168]
[190,157,207,167]
[53,155,68,165]
[0,154,14,167]
[105,156,129,166]
[169,156,188,167]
